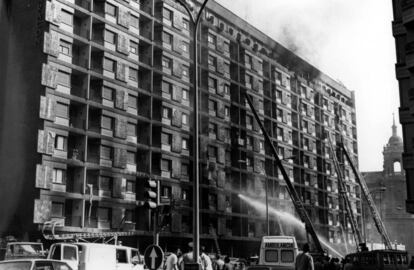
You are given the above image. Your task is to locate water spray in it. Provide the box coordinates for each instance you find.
[238,193,344,258]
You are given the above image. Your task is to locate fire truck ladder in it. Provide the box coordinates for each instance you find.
[339,142,393,250]
[327,132,362,250]
[245,94,324,255]
[42,220,141,243]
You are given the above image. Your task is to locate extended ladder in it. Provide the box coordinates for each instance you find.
[339,143,393,250]
[42,220,142,242]
[245,94,324,254]
[327,132,362,250]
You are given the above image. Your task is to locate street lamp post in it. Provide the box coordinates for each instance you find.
[174,0,209,265]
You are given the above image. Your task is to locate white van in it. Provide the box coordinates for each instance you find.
[258,236,298,270]
[47,243,144,270]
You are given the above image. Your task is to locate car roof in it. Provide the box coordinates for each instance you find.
[7,242,43,245]
[0,259,67,263]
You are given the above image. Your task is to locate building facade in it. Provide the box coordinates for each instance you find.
[0,0,360,257]
[392,0,414,214]
[362,119,414,255]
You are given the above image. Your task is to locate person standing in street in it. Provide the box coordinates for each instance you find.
[165,249,180,270]
[200,246,213,270]
[223,256,234,270]
[215,254,224,270]
[295,243,314,270]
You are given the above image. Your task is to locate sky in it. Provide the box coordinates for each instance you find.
[215,0,400,171]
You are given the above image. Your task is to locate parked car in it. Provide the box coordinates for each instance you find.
[0,242,45,261]
[0,259,72,270]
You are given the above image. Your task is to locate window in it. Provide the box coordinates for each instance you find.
[182,89,189,100]
[182,19,189,30]
[182,113,188,125]
[102,87,114,101]
[161,186,171,197]
[103,58,115,72]
[130,15,139,29]
[181,42,189,53]
[281,250,294,263]
[163,8,172,21]
[162,31,172,44]
[224,106,230,117]
[161,132,171,145]
[104,30,116,44]
[182,66,189,77]
[98,207,110,221]
[55,135,66,151]
[101,145,112,159]
[208,146,217,158]
[209,123,217,135]
[245,54,252,67]
[223,42,230,53]
[59,40,71,56]
[224,84,230,95]
[53,168,65,184]
[126,180,135,192]
[101,115,113,130]
[246,136,253,146]
[182,138,188,150]
[129,68,138,81]
[100,176,112,191]
[130,41,138,55]
[55,102,69,118]
[61,10,73,26]
[125,209,134,222]
[128,95,138,109]
[246,115,253,126]
[127,123,137,136]
[224,62,230,74]
[162,81,171,94]
[51,202,64,217]
[105,3,117,16]
[57,71,70,86]
[208,77,217,91]
[63,246,77,261]
[181,189,188,199]
[265,250,278,262]
[208,55,216,69]
[162,57,171,69]
[246,74,253,85]
[208,100,217,112]
[127,151,136,164]
[162,107,171,119]
[161,159,171,171]
[207,33,216,47]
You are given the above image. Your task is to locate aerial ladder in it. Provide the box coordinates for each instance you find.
[245,94,325,255]
[338,141,393,250]
[41,218,140,244]
[326,132,362,250]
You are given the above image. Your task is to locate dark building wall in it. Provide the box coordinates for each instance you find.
[0,0,44,238]
[392,0,414,213]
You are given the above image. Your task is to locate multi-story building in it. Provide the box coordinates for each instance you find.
[392,0,414,214]
[362,119,414,255]
[0,0,360,257]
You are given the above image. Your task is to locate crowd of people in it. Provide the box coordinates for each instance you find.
[163,242,245,270]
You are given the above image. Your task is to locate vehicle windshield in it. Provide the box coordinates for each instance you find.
[0,261,32,270]
[8,244,43,256]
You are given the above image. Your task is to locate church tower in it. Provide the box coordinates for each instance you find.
[383,115,404,176]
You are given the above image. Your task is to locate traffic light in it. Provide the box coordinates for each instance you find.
[145,179,158,209]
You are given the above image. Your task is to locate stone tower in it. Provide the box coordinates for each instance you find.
[383,115,404,176]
